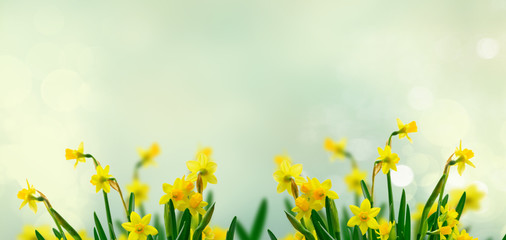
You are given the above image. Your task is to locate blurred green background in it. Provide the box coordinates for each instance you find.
[1,0,504,239]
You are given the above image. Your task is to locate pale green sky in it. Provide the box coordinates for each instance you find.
[1,0,505,239]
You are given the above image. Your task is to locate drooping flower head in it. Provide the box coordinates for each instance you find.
[121,212,158,240]
[376,145,400,174]
[127,179,150,207]
[347,199,380,235]
[273,159,305,196]
[376,221,393,240]
[137,143,160,167]
[324,137,347,161]
[454,140,475,176]
[291,195,323,220]
[17,179,39,214]
[90,165,114,193]
[344,168,367,195]
[65,142,85,168]
[187,153,218,190]
[396,119,417,143]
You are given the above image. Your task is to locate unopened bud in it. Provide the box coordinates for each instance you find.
[290,178,299,200]
[197,174,203,194]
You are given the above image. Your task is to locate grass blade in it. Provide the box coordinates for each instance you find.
[267,230,278,240]
[405,204,411,240]
[52,228,62,239]
[311,210,334,240]
[193,203,216,240]
[455,192,466,220]
[398,189,406,238]
[154,213,165,240]
[35,230,46,240]
[284,211,315,240]
[94,212,107,240]
[128,192,135,221]
[226,216,237,240]
[250,198,268,240]
[236,221,249,240]
[360,180,371,203]
[93,228,99,240]
[325,197,340,240]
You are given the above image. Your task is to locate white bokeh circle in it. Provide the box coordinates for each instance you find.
[390,164,414,187]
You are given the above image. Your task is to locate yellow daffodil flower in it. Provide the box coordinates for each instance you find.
[452,228,478,240]
[376,221,393,240]
[197,146,213,158]
[412,203,437,220]
[274,153,292,165]
[291,195,323,220]
[127,179,150,207]
[273,160,305,195]
[122,212,158,240]
[324,137,347,161]
[449,184,485,212]
[210,226,227,240]
[396,119,417,143]
[440,204,459,228]
[438,224,453,240]
[376,145,400,174]
[118,234,128,240]
[454,140,475,176]
[159,176,191,210]
[17,180,39,214]
[281,232,306,240]
[187,153,218,190]
[18,225,54,240]
[344,168,367,195]
[306,178,339,202]
[347,199,380,235]
[90,165,113,193]
[179,192,208,216]
[138,143,160,167]
[65,142,85,168]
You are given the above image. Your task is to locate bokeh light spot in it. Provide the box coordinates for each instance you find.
[390,164,414,187]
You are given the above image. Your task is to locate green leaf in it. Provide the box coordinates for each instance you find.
[178,209,191,233]
[325,197,340,240]
[93,228,99,240]
[341,207,350,240]
[398,189,406,238]
[284,211,315,240]
[311,210,334,240]
[175,219,191,240]
[102,191,116,240]
[154,213,165,240]
[417,174,446,240]
[226,216,238,240]
[35,230,46,240]
[267,230,278,240]
[405,204,411,240]
[165,200,178,240]
[250,198,268,240]
[51,208,81,240]
[284,198,294,215]
[147,235,154,240]
[128,192,135,221]
[386,172,395,222]
[360,180,371,202]
[193,203,216,240]
[455,192,466,220]
[205,191,214,211]
[94,212,107,240]
[236,221,249,240]
[52,228,62,239]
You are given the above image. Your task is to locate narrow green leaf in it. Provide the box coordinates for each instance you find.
[236,221,250,240]
[178,209,191,233]
[128,192,135,221]
[325,197,340,239]
[284,211,315,240]
[165,200,177,240]
[341,207,350,240]
[175,219,190,240]
[360,180,371,202]
[51,208,81,240]
[284,198,294,214]
[226,216,237,240]
[442,194,449,207]
[398,189,406,238]
[52,228,62,239]
[417,174,446,240]
[455,192,466,220]
[94,212,107,240]
[311,211,334,240]
[267,229,278,240]
[154,213,165,240]
[205,191,214,211]
[35,230,46,240]
[250,198,268,240]
[103,191,116,240]
[147,235,154,240]
[193,203,216,240]
[386,172,395,222]
[405,204,411,240]
[93,228,99,240]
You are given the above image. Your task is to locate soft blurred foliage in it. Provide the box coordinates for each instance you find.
[1,0,505,238]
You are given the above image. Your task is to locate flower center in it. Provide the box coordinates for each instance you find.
[134,223,144,233]
[190,193,203,208]
[295,197,310,212]
[312,189,325,200]
[284,175,292,182]
[359,212,369,222]
[199,168,208,176]
[301,182,312,193]
[172,189,184,201]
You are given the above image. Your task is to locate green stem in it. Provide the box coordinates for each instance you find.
[103,191,116,240]
[49,208,67,240]
[387,172,395,222]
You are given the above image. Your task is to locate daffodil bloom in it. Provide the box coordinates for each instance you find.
[440,204,459,228]
[291,195,322,220]
[449,184,484,212]
[344,168,367,195]
[376,145,400,174]
[396,119,417,143]
[179,192,208,216]
[90,165,114,193]
[187,153,218,190]
[159,176,191,210]
[127,179,150,207]
[65,142,85,168]
[18,225,54,240]
[273,160,305,195]
[376,221,393,240]
[210,226,227,240]
[17,180,39,213]
[197,146,213,158]
[122,212,158,240]
[438,224,452,240]
[412,203,437,220]
[452,228,478,240]
[137,143,160,167]
[347,199,380,235]
[324,137,347,161]
[454,140,475,176]
[306,178,339,203]
[274,153,292,165]
[201,226,214,240]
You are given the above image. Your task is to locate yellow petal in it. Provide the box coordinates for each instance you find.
[186,160,200,172]
[360,199,371,212]
[347,216,361,227]
[207,174,218,184]
[130,212,141,224]
[359,222,368,235]
[159,194,170,205]
[141,214,151,226]
[350,205,361,216]
[367,218,379,229]
[122,222,135,232]
[290,164,303,176]
[369,207,380,218]
[143,225,158,236]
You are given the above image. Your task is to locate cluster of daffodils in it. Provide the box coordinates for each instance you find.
[269,118,482,240]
